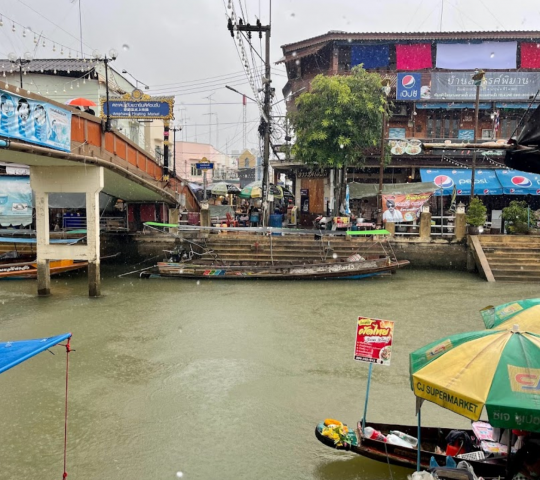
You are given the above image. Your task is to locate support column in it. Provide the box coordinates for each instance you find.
[86,189,101,297]
[168,207,179,235]
[35,190,51,296]
[385,222,396,236]
[419,212,432,241]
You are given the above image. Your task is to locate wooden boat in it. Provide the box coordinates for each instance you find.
[0,259,88,279]
[147,257,410,280]
[315,420,507,479]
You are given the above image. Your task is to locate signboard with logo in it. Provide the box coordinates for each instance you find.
[495,170,540,195]
[397,73,421,101]
[458,129,475,140]
[420,169,503,196]
[382,193,433,223]
[388,138,422,155]
[196,162,214,170]
[428,72,540,101]
[0,88,72,152]
[101,90,174,120]
[354,317,395,366]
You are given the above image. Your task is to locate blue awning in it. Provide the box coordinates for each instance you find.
[495,103,540,109]
[419,169,502,196]
[0,333,71,374]
[415,103,491,109]
[495,169,540,194]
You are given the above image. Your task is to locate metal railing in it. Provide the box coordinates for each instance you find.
[62,216,127,232]
[390,215,456,238]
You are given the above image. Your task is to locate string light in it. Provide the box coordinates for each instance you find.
[42,39,46,47]
[15,87,19,93]
[0,16,3,27]
[34,34,37,44]
[83,77,86,84]
[61,47,64,55]
[53,43,56,52]
[22,28,26,37]
[4,83,8,89]
[12,23,15,32]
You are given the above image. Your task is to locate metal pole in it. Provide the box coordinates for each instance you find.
[104,58,111,132]
[362,363,373,432]
[173,128,177,178]
[417,407,422,472]
[261,26,271,228]
[203,171,207,201]
[470,84,480,199]
[19,64,23,89]
[377,110,386,226]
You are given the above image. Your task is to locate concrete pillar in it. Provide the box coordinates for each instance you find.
[31,165,104,297]
[419,212,432,241]
[200,209,210,227]
[169,207,179,235]
[385,222,396,236]
[455,212,467,241]
[34,189,51,296]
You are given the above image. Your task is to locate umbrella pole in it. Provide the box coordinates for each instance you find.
[417,407,421,472]
[362,363,373,432]
[506,430,513,479]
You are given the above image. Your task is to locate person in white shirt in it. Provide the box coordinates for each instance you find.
[382,199,403,223]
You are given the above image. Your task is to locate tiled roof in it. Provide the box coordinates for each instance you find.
[0,58,99,74]
[281,30,540,52]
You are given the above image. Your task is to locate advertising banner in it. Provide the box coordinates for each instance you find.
[495,169,540,195]
[354,317,395,366]
[0,175,32,227]
[428,72,540,101]
[382,192,432,223]
[419,169,503,196]
[0,89,71,152]
[396,73,422,101]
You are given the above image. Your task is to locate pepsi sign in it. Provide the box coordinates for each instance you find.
[397,73,421,101]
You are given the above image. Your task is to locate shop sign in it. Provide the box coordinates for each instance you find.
[101,89,174,120]
[388,138,422,155]
[428,72,540,101]
[396,73,421,101]
[354,317,395,366]
[296,168,327,178]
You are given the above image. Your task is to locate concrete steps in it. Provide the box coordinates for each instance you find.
[477,235,540,282]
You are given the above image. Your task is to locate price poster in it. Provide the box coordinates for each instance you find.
[354,317,395,366]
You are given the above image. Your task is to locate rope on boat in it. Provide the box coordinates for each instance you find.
[117,265,157,278]
[383,440,395,480]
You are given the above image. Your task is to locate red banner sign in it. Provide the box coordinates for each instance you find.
[382,193,432,223]
[354,317,395,366]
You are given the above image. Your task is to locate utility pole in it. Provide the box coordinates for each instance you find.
[470,69,485,200]
[227,17,272,226]
[171,125,182,178]
[163,120,170,181]
[204,93,215,146]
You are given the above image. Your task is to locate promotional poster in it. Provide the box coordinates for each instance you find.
[0,176,32,227]
[0,89,71,152]
[382,193,433,223]
[354,317,395,366]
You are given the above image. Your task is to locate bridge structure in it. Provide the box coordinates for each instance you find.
[0,84,199,297]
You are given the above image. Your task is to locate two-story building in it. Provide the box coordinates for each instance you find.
[275,30,540,223]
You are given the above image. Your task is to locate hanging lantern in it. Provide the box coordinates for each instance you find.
[34,34,37,44]
[12,23,15,33]
[53,43,56,52]
[22,28,26,37]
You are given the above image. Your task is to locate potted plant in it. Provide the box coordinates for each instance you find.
[502,200,531,234]
[466,197,487,234]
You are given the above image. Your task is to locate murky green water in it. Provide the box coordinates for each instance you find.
[1,268,539,480]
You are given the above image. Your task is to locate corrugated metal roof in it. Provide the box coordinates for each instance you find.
[0,58,98,74]
[276,42,330,64]
[281,30,540,52]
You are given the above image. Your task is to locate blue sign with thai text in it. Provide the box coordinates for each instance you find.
[196,162,214,170]
[495,169,540,195]
[397,73,421,101]
[102,100,172,119]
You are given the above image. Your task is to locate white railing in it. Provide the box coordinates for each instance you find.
[430,215,456,237]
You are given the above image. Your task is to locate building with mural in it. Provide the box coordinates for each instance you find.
[275,30,540,224]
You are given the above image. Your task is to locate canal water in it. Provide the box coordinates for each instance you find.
[1,268,538,480]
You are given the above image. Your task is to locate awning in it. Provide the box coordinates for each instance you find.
[276,43,329,64]
[495,169,540,194]
[496,102,540,109]
[420,168,540,195]
[348,181,438,199]
[416,103,491,110]
[0,333,71,374]
[419,168,502,196]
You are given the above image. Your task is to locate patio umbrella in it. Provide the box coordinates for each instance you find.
[480,298,540,330]
[277,186,294,200]
[239,181,282,199]
[410,323,540,432]
[65,98,97,107]
[209,182,241,195]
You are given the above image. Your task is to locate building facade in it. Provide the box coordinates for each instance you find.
[276,30,540,222]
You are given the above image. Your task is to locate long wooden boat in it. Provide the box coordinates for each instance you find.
[315,420,507,479]
[0,259,88,279]
[148,257,410,280]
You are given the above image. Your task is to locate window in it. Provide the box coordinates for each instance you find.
[244,158,249,168]
[190,164,202,176]
[482,129,493,140]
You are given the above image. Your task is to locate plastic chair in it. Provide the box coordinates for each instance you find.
[226,212,238,227]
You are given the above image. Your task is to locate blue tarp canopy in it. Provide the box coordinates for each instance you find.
[0,333,71,375]
[419,168,502,196]
[495,169,540,195]
[416,103,491,110]
[0,237,83,244]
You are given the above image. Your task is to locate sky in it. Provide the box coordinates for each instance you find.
[1,0,540,155]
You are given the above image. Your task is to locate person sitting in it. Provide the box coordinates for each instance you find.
[510,441,540,480]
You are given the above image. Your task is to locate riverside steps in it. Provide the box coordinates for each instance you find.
[470,235,540,282]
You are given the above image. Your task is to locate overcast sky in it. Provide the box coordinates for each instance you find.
[1,0,540,154]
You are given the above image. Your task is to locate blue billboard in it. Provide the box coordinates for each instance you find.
[495,169,540,195]
[420,169,503,196]
[0,89,71,152]
[396,73,421,101]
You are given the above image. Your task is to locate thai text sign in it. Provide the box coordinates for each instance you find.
[102,99,173,119]
[430,72,540,100]
[0,89,71,152]
[382,193,432,223]
[354,317,395,366]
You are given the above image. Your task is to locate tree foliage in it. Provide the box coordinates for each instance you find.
[288,66,390,168]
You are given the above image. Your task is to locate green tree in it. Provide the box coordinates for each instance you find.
[502,200,531,234]
[288,66,390,213]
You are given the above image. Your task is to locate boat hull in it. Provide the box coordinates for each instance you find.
[315,421,506,479]
[0,259,88,279]
[153,259,410,280]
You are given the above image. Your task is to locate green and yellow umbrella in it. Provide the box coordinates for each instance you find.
[480,298,540,330]
[410,324,540,432]
[239,181,282,199]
